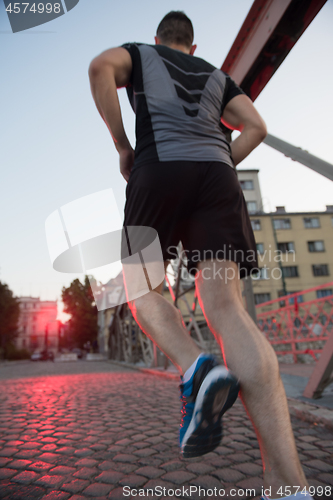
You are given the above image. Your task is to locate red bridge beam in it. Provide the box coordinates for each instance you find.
[222,0,327,101]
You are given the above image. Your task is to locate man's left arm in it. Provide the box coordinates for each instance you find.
[89,47,133,181]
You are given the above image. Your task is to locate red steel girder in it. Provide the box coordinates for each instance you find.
[222,0,328,101]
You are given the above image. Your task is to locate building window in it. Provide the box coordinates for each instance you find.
[316,289,333,298]
[312,264,329,277]
[308,241,325,252]
[287,293,304,305]
[277,242,295,253]
[240,180,254,190]
[278,291,304,306]
[251,219,261,231]
[258,268,269,280]
[254,293,271,305]
[256,243,264,254]
[252,268,269,280]
[273,219,291,230]
[247,201,257,214]
[304,217,320,228]
[282,266,299,278]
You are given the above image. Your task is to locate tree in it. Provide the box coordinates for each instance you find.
[61,275,98,349]
[0,281,20,358]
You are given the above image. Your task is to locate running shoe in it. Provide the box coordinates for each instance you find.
[179,354,240,458]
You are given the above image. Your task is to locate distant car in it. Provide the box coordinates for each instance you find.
[30,350,54,361]
[71,348,83,359]
[31,352,42,361]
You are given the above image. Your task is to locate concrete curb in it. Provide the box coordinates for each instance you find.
[287,397,333,431]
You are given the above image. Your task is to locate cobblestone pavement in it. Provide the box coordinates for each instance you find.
[0,363,332,500]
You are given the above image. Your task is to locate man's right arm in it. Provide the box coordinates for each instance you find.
[221,94,267,166]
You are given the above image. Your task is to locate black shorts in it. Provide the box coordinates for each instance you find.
[123,161,258,278]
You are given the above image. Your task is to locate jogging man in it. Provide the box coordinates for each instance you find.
[89,11,313,499]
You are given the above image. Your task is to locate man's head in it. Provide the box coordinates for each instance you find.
[155,11,196,55]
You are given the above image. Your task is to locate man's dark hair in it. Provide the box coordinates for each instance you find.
[156,11,194,49]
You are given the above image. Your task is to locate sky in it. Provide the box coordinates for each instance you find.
[0,0,332,320]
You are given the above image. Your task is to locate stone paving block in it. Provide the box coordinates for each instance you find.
[186,462,215,475]
[133,448,157,457]
[190,474,223,490]
[5,440,24,446]
[39,452,60,463]
[233,462,263,476]
[317,473,333,486]
[75,458,98,467]
[36,474,65,488]
[73,448,94,457]
[57,446,76,455]
[41,444,58,452]
[214,445,234,456]
[10,458,33,468]
[212,467,246,483]
[112,463,137,474]
[73,467,98,479]
[12,470,40,484]
[162,470,196,485]
[98,460,116,471]
[67,434,85,441]
[82,482,112,496]
[0,468,17,479]
[0,456,12,467]
[207,457,230,468]
[302,449,330,460]
[62,479,90,493]
[138,457,163,467]
[245,449,261,459]
[160,459,183,471]
[303,460,333,472]
[236,476,263,494]
[41,491,70,500]
[0,481,45,500]
[113,453,137,463]
[95,470,124,484]
[229,452,252,463]
[227,441,252,451]
[50,466,77,475]
[57,439,73,446]
[119,474,147,487]
[0,446,18,456]
[15,449,41,459]
[108,487,127,499]
[136,466,164,479]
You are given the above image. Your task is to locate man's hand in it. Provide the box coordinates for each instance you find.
[119,147,135,182]
[89,48,133,178]
[221,94,267,166]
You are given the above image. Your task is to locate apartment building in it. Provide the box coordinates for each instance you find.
[17,297,59,353]
[249,208,333,304]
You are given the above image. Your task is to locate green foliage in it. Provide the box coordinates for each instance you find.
[5,343,31,360]
[0,281,20,359]
[61,275,98,349]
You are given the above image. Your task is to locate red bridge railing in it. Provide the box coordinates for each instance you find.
[256,282,333,362]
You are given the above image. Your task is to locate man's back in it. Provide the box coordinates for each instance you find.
[122,43,243,168]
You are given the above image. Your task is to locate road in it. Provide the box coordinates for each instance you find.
[0,361,332,499]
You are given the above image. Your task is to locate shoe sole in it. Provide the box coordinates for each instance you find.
[181,366,239,459]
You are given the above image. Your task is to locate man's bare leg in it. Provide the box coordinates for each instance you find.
[195,259,308,496]
[127,262,202,375]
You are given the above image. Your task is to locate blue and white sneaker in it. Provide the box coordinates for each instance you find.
[179,354,240,458]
